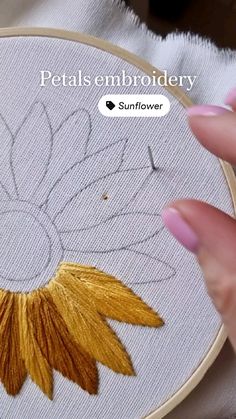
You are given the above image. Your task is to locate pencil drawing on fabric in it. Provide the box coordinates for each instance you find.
[0,101,176,399]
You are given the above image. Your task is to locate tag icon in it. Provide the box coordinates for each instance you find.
[106,101,116,111]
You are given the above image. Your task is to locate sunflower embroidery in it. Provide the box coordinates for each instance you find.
[0,102,172,399]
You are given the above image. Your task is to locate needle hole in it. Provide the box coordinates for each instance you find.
[102,193,109,201]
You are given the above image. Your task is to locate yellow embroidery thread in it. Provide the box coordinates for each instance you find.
[0,263,164,399]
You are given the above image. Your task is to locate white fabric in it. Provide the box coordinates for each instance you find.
[0,35,231,418]
[0,1,236,418]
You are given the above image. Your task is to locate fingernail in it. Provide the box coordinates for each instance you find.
[225,87,236,106]
[161,207,199,253]
[187,105,228,117]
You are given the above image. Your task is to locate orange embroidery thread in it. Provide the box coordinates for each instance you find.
[0,263,164,399]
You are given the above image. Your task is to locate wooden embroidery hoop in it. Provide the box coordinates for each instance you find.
[0,27,235,418]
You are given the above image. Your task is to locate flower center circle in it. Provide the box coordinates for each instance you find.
[0,201,63,292]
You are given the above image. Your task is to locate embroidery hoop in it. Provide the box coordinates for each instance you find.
[0,27,235,419]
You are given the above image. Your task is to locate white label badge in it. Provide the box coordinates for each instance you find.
[98,95,170,117]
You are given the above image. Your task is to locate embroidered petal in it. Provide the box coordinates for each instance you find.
[57,264,163,326]
[44,139,129,218]
[55,167,150,231]
[0,291,26,395]
[48,274,134,375]
[0,262,163,399]
[18,294,53,399]
[0,114,16,198]
[28,289,98,395]
[32,109,92,205]
[58,263,163,327]
[61,212,163,252]
[11,102,52,200]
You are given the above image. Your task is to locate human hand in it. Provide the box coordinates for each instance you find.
[162,88,236,351]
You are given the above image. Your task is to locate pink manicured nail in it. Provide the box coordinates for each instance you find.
[161,208,199,253]
[187,105,228,116]
[225,87,236,106]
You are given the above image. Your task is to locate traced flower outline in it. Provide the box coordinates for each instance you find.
[0,101,174,399]
[0,101,175,284]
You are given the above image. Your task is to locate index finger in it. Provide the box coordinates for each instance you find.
[187,107,236,165]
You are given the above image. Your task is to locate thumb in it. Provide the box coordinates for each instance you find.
[162,200,236,350]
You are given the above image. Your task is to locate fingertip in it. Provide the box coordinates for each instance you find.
[161,201,200,254]
[186,108,236,165]
[163,199,236,269]
[187,105,229,117]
